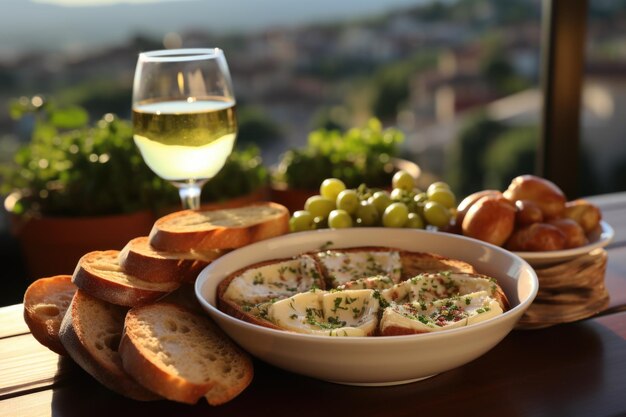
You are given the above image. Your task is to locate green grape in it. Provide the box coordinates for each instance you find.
[355,201,379,226]
[392,170,414,191]
[427,187,456,209]
[320,178,346,201]
[382,202,409,228]
[305,195,335,219]
[369,191,392,215]
[289,210,315,232]
[413,192,428,205]
[390,187,406,201]
[328,209,353,229]
[427,181,450,195]
[423,201,451,228]
[336,189,360,215]
[314,216,328,229]
[405,212,425,229]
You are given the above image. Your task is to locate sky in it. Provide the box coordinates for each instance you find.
[1,0,426,58]
[32,0,182,6]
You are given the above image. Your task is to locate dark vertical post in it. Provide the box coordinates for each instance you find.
[539,0,588,198]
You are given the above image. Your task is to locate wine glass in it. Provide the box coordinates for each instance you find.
[132,48,237,210]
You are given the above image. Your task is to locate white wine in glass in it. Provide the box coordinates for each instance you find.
[132,48,237,210]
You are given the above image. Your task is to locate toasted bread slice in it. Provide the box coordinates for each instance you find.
[380,291,503,336]
[312,247,403,288]
[382,272,510,311]
[399,250,476,278]
[72,250,180,307]
[23,275,77,355]
[58,290,159,401]
[119,236,222,284]
[148,202,289,252]
[119,302,253,405]
[217,256,325,330]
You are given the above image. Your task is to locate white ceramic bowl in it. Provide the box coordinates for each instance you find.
[195,228,538,386]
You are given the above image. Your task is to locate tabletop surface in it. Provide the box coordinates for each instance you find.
[1,193,625,417]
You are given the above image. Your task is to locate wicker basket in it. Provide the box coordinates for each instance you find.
[516,248,609,329]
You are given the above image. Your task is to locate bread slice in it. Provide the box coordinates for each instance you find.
[72,250,180,307]
[399,250,476,279]
[380,291,504,336]
[58,290,159,401]
[119,236,222,284]
[148,202,289,252]
[382,272,510,311]
[311,247,403,288]
[119,302,253,405]
[216,256,325,331]
[23,275,77,355]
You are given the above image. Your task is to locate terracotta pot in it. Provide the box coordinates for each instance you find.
[7,209,155,280]
[270,158,421,213]
[5,187,270,280]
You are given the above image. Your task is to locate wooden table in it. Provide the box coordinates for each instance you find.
[2,193,626,417]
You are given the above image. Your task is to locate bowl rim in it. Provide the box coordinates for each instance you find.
[195,228,539,343]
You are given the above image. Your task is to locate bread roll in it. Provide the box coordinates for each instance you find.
[455,190,502,229]
[514,200,544,226]
[503,175,566,219]
[505,223,566,252]
[461,195,516,247]
[564,199,602,233]
[548,218,588,249]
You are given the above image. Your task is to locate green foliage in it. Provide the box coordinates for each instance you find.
[274,118,404,189]
[370,52,438,121]
[1,98,268,216]
[483,126,538,190]
[236,106,283,148]
[446,112,505,196]
[202,145,269,202]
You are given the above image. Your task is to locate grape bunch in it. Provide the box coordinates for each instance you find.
[289,171,457,232]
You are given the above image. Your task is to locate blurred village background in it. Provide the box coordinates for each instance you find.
[1,0,626,304]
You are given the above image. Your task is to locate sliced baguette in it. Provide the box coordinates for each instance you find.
[217,256,325,331]
[72,250,180,307]
[312,246,403,288]
[119,302,253,405]
[399,250,476,279]
[119,236,222,284]
[23,275,77,355]
[148,202,289,252]
[58,290,160,401]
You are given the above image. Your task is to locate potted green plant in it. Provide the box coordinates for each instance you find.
[1,98,269,279]
[270,118,420,212]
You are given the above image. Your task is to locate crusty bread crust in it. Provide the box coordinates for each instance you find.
[216,257,325,331]
[72,250,180,307]
[119,236,220,284]
[399,250,476,279]
[58,290,159,401]
[119,302,253,405]
[148,202,289,252]
[23,275,76,355]
[380,326,429,336]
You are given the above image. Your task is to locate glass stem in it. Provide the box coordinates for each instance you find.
[176,180,205,210]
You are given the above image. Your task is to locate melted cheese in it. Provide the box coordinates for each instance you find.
[316,250,401,288]
[268,289,380,337]
[336,275,396,291]
[223,255,322,305]
[382,272,499,305]
[380,291,503,334]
